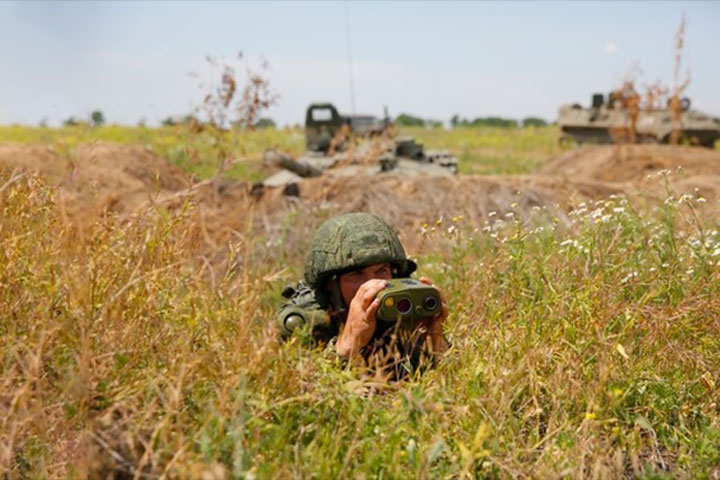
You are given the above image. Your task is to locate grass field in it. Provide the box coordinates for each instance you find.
[0,124,561,181]
[408,126,560,175]
[1,126,719,478]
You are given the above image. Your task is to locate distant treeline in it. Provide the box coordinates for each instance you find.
[451,115,548,128]
[57,111,278,129]
[161,115,276,129]
[394,114,442,128]
[59,110,106,128]
[395,113,548,128]
[54,111,547,130]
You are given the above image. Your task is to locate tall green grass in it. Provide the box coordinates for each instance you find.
[404,126,561,175]
[2,169,718,478]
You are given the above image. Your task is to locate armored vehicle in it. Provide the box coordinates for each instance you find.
[558,93,720,148]
[305,103,389,154]
[257,103,458,194]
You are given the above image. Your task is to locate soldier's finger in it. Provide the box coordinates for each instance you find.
[361,279,387,297]
[357,278,384,295]
[437,288,447,306]
[359,280,387,308]
[367,297,381,318]
[420,276,446,303]
[353,281,374,305]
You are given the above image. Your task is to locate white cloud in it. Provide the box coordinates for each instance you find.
[601,42,618,55]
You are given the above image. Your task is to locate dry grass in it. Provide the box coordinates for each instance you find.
[2,163,719,478]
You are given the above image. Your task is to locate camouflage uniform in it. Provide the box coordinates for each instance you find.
[276,213,437,377]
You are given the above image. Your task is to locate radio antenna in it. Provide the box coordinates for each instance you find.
[344,0,357,115]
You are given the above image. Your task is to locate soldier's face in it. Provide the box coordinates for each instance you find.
[337,263,392,305]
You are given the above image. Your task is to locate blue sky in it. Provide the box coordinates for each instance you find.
[1,1,718,126]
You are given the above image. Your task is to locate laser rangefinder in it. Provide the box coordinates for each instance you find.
[376,278,442,324]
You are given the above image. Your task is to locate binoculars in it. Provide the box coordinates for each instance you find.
[278,278,442,337]
[376,278,442,324]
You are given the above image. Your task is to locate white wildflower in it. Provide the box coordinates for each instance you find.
[677,193,693,205]
[492,220,506,230]
[621,271,639,284]
[591,208,604,219]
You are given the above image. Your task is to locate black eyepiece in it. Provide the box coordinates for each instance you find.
[424,295,438,311]
[396,298,412,314]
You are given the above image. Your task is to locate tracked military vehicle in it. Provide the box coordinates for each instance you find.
[257,103,458,194]
[558,93,720,148]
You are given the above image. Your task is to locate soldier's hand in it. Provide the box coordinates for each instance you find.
[418,277,449,354]
[335,279,387,359]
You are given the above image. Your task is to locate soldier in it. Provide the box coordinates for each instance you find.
[275,213,448,376]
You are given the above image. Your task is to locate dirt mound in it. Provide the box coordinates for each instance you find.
[540,144,720,182]
[72,143,189,192]
[2,142,617,240]
[0,142,190,217]
[199,144,719,253]
[296,173,624,224]
[538,144,720,204]
[0,144,70,178]
[2,142,718,258]
[188,172,629,257]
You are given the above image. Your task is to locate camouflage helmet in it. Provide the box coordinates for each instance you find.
[304,213,416,289]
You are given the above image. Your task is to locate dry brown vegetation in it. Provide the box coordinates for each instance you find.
[1,142,719,251]
[2,136,720,477]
